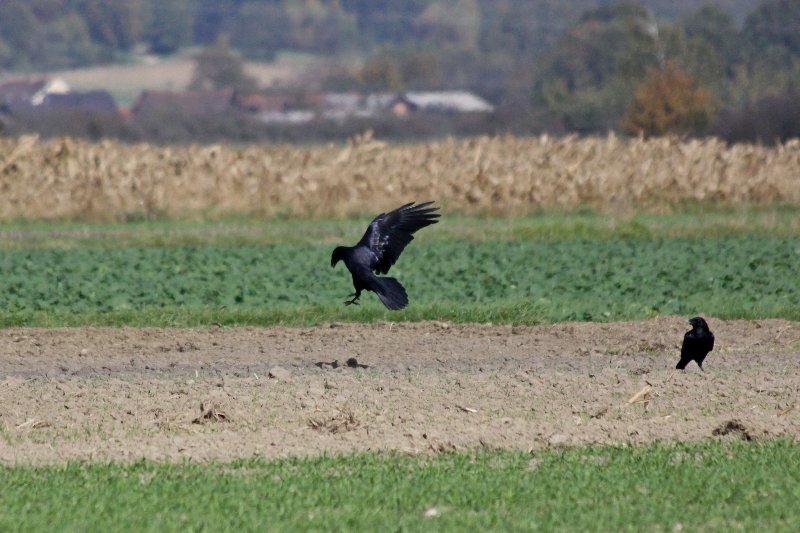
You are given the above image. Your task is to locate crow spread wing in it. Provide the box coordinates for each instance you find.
[357,201,440,274]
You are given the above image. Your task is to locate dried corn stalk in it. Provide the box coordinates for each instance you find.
[0,134,797,220]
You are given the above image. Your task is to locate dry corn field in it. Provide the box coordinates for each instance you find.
[1,133,799,220]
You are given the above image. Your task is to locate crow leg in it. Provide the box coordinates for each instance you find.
[344,290,362,306]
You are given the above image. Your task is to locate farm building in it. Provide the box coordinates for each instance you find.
[389,91,495,116]
[41,90,118,114]
[0,77,70,114]
[131,89,236,117]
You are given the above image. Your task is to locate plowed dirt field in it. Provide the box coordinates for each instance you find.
[1,318,798,464]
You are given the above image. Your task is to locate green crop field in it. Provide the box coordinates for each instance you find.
[2,441,799,532]
[1,233,798,326]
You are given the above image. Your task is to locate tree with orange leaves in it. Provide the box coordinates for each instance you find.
[622,63,716,137]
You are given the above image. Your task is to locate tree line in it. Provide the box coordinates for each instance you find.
[0,0,772,68]
[1,0,798,143]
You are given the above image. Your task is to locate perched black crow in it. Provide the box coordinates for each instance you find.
[331,201,440,310]
[676,316,715,370]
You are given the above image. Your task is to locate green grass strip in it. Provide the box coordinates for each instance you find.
[1,206,800,249]
[0,441,798,532]
[1,236,799,326]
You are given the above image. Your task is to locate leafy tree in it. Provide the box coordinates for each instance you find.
[533,2,665,132]
[189,35,259,94]
[358,54,404,91]
[283,0,358,53]
[229,2,291,61]
[413,0,481,50]
[29,0,68,23]
[479,0,596,57]
[539,3,662,93]
[193,0,238,45]
[340,0,430,46]
[0,1,40,66]
[681,3,738,64]
[399,49,444,89]
[622,63,715,136]
[145,0,194,55]
[33,12,104,68]
[308,0,358,53]
[351,45,478,92]
[0,36,13,68]
[741,0,800,63]
[648,3,738,97]
[720,0,800,105]
[72,0,145,50]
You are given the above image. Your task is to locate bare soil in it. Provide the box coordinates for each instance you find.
[1,318,798,464]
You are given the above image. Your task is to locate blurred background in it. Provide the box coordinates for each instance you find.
[0,0,798,144]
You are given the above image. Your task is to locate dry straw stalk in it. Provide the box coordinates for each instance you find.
[1,134,798,221]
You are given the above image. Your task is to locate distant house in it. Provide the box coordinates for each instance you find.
[131,89,236,118]
[125,88,494,124]
[41,90,118,114]
[320,90,494,120]
[321,92,394,121]
[0,77,70,114]
[235,93,312,124]
[257,110,316,125]
[236,93,289,115]
[389,91,494,116]
[320,92,365,120]
[237,92,327,124]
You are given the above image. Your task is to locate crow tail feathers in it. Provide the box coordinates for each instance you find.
[371,276,409,311]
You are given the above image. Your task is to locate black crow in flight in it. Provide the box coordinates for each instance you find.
[676,316,715,371]
[330,201,440,310]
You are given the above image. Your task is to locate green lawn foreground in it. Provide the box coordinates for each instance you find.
[1,441,798,532]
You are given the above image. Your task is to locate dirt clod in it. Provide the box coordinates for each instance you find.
[308,410,358,434]
[192,402,229,424]
[268,366,292,381]
[712,420,753,441]
[346,357,368,369]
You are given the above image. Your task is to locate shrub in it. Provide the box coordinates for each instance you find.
[622,63,716,137]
